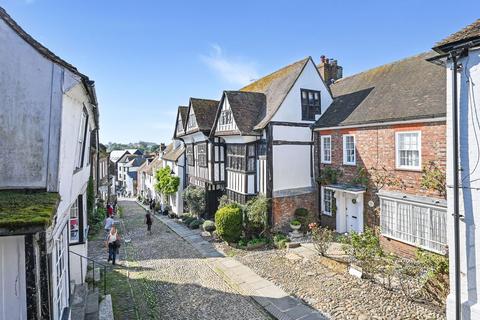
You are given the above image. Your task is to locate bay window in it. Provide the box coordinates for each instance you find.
[197,142,207,167]
[380,196,447,253]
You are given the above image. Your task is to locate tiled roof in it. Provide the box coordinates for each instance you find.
[163,145,184,162]
[223,91,266,135]
[188,98,219,133]
[314,52,446,129]
[241,57,310,129]
[434,19,480,52]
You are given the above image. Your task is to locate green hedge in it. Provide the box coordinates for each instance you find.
[215,205,243,243]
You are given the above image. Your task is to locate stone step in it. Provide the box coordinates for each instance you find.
[71,284,88,320]
[85,288,100,320]
[99,295,114,320]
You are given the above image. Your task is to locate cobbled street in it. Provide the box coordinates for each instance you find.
[88,200,270,320]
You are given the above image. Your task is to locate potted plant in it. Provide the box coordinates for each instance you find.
[290,219,301,231]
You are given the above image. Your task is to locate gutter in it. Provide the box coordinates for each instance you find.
[313,116,446,131]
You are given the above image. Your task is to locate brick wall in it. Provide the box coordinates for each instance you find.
[271,191,318,231]
[314,121,446,256]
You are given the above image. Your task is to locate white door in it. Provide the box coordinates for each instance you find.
[0,236,27,320]
[346,194,363,233]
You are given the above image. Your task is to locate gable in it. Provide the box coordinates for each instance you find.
[216,95,240,134]
[271,58,333,123]
[185,107,198,132]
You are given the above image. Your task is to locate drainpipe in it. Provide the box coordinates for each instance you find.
[451,52,461,320]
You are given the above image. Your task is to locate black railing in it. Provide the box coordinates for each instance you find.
[69,250,107,296]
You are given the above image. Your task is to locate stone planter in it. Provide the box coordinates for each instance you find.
[290,223,301,231]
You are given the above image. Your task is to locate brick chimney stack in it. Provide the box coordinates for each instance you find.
[317,55,343,85]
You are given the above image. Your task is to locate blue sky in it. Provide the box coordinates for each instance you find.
[2,0,480,144]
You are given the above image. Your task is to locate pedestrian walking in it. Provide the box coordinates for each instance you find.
[151,199,156,213]
[107,204,114,217]
[104,214,114,239]
[105,226,120,265]
[145,211,153,235]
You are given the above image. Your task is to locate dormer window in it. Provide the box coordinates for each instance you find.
[219,110,232,125]
[301,89,321,121]
[187,113,197,129]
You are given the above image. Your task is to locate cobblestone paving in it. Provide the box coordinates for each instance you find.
[214,243,446,320]
[89,200,270,320]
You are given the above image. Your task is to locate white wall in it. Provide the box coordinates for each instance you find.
[273,144,311,192]
[0,18,64,190]
[271,59,333,123]
[0,236,27,320]
[446,48,480,320]
[216,97,239,133]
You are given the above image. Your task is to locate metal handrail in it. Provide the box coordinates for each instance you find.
[69,250,108,296]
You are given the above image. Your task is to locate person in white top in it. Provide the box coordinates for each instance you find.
[104,215,114,239]
[105,226,120,265]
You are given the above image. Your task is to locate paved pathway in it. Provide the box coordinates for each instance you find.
[91,200,270,320]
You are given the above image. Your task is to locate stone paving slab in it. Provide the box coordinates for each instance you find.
[136,201,330,320]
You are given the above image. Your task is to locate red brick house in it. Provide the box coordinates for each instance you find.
[313,52,447,255]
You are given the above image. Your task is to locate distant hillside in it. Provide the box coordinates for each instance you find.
[106,141,162,153]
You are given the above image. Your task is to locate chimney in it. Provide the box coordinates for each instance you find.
[317,56,342,85]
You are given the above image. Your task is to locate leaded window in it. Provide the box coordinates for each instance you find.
[219,109,233,125]
[247,144,256,172]
[301,89,321,121]
[197,142,207,167]
[187,113,197,129]
[186,144,194,166]
[380,197,447,253]
[227,144,246,171]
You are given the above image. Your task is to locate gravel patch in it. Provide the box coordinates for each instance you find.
[213,242,445,320]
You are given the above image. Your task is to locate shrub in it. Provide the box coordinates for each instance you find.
[247,237,268,247]
[290,220,301,226]
[183,217,195,225]
[309,223,334,256]
[203,220,216,232]
[155,166,180,196]
[183,186,206,217]
[273,233,290,249]
[245,195,269,237]
[341,228,384,274]
[294,208,312,232]
[218,195,230,209]
[215,205,243,243]
[189,219,202,229]
[416,249,449,276]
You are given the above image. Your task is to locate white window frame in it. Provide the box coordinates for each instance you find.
[320,135,332,164]
[342,134,356,165]
[75,112,88,169]
[321,187,334,216]
[395,131,422,170]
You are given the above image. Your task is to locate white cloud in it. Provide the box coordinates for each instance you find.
[201,44,259,87]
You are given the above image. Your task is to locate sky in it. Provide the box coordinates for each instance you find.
[2,0,480,144]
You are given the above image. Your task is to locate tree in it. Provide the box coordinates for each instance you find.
[183,186,206,217]
[155,166,180,196]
